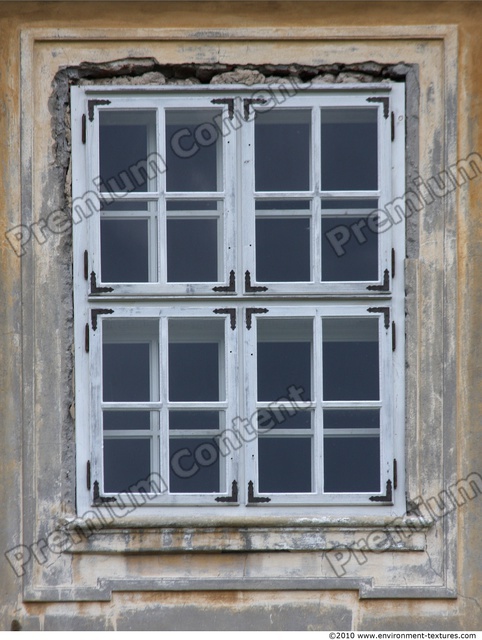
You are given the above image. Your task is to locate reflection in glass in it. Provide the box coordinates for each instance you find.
[259,437,312,492]
[322,215,378,281]
[168,319,225,402]
[103,411,151,431]
[322,318,379,401]
[170,437,220,493]
[102,319,159,402]
[101,218,150,282]
[103,438,151,492]
[167,219,218,282]
[99,111,156,192]
[166,110,222,192]
[324,436,380,492]
[169,411,220,430]
[257,319,312,401]
[256,217,310,282]
[255,110,311,191]
[320,109,378,191]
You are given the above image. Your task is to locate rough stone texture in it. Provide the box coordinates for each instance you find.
[210,69,267,85]
[44,615,115,631]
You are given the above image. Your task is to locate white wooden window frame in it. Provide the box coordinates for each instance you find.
[71,83,405,516]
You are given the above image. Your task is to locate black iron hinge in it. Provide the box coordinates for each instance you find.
[213,307,236,330]
[82,114,86,144]
[391,248,396,278]
[215,480,238,503]
[246,307,269,329]
[88,99,111,122]
[86,461,91,490]
[393,458,398,490]
[243,98,268,120]
[211,98,235,120]
[84,250,89,280]
[245,270,268,293]
[366,96,389,119]
[391,111,395,141]
[367,268,390,292]
[247,480,271,503]
[369,479,393,503]
[90,271,114,295]
[213,270,236,293]
[367,306,390,329]
[91,308,114,331]
[85,323,90,352]
[93,480,117,504]
[392,320,396,351]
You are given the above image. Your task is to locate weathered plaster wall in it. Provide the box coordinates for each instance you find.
[0,1,480,631]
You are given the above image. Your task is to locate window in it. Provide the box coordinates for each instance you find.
[71,83,405,513]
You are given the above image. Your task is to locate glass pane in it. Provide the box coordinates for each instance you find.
[103,411,151,431]
[255,110,311,191]
[102,319,159,402]
[324,409,380,430]
[320,109,378,191]
[170,437,220,493]
[322,198,379,280]
[258,437,312,492]
[167,219,218,282]
[170,410,221,430]
[166,110,222,192]
[103,438,151,493]
[257,319,312,401]
[257,409,311,432]
[324,436,380,492]
[99,111,156,193]
[100,200,149,212]
[168,319,225,402]
[323,318,379,401]
[101,218,151,282]
[256,217,310,282]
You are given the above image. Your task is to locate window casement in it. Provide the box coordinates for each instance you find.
[71,83,405,514]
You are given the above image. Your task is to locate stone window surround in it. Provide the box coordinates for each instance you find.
[19,26,458,601]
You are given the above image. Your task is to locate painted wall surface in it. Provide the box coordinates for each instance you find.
[0,1,480,631]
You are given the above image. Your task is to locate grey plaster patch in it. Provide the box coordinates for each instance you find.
[43,614,115,631]
[359,615,463,631]
[116,602,352,631]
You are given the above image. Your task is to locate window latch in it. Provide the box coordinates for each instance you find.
[215,480,238,503]
[247,480,271,503]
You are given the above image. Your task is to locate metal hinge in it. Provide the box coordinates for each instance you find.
[91,308,114,331]
[85,323,90,352]
[213,270,236,293]
[391,111,395,141]
[213,307,236,330]
[88,99,111,122]
[246,307,269,329]
[247,480,271,503]
[211,98,235,120]
[391,248,396,278]
[393,458,398,490]
[367,268,390,292]
[369,479,393,503]
[90,271,114,295]
[392,320,396,351]
[86,461,91,490]
[93,480,117,504]
[245,270,268,293]
[215,480,238,503]
[81,114,86,144]
[366,96,389,119]
[367,306,390,329]
[84,250,89,280]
